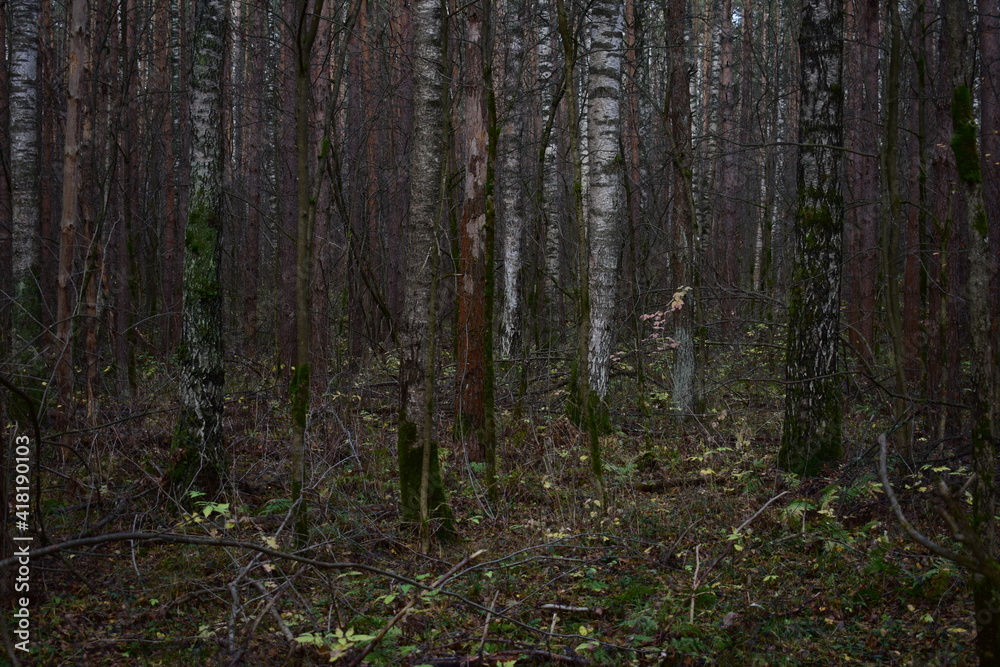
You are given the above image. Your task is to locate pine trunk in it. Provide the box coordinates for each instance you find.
[54,0,87,449]
[666,0,698,416]
[943,0,1000,658]
[456,7,488,463]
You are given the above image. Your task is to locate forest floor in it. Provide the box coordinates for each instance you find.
[15,343,981,665]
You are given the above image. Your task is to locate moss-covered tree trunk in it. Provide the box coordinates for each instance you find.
[778,0,844,476]
[942,0,1000,659]
[172,0,227,500]
[398,0,452,545]
[288,0,325,550]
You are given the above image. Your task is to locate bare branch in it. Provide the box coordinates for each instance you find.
[878,434,994,578]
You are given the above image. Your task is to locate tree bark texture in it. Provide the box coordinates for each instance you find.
[55,0,87,445]
[397,0,452,538]
[10,0,42,352]
[843,0,878,364]
[981,0,1000,328]
[585,0,625,402]
[172,0,228,499]
[943,0,999,659]
[0,4,10,365]
[498,0,525,359]
[456,7,488,463]
[666,0,698,416]
[778,0,844,476]
[714,0,742,331]
[290,0,325,548]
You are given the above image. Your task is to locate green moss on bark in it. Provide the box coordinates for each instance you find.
[184,203,220,299]
[950,86,982,185]
[170,411,223,502]
[778,386,843,476]
[290,363,310,429]
[397,417,454,540]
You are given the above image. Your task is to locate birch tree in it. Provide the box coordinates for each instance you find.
[171,0,228,498]
[778,0,845,475]
[398,0,453,545]
[585,0,625,403]
[555,0,616,503]
[498,0,525,358]
[9,0,41,354]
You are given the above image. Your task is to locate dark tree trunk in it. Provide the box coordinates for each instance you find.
[843,0,879,364]
[455,6,488,464]
[942,0,1000,659]
[665,0,698,415]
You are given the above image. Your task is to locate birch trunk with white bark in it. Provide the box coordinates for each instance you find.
[585,0,625,401]
[10,0,42,349]
[498,0,525,358]
[171,0,227,499]
[778,0,845,476]
[397,0,452,541]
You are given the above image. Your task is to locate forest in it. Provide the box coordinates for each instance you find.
[0,0,998,663]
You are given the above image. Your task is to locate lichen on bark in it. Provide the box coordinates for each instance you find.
[171,203,226,500]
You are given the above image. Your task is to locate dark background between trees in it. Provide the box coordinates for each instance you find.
[0,0,998,663]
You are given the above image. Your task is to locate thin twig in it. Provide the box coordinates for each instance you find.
[477,591,500,658]
[878,434,979,570]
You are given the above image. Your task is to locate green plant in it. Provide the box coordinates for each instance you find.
[295,627,376,663]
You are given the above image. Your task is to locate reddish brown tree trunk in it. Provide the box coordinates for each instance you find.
[55,0,87,447]
[242,0,265,350]
[715,0,742,332]
[844,0,879,365]
[622,0,641,315]
[455,7,488,462]
[156,3,181,349]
